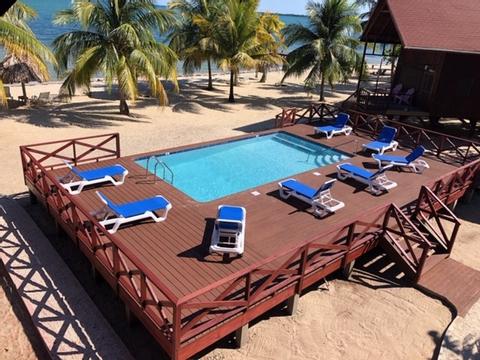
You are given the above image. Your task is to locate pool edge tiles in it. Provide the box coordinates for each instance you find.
[135,132,352,203]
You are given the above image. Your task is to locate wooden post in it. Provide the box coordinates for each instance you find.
[341,260,356,281]
[29,190,38,204]
[356,42,368,97]
[286,294,299,316]
[125,304,136,326]
[234,324,249,348]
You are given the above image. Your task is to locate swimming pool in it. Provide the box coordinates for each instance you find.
[136,132,351,202]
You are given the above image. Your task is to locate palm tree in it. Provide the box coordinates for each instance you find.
[255,13,285,83]
[53,0,179,115]
[0,1,56,105]
[282,0,361,101]
[169,0,219,90]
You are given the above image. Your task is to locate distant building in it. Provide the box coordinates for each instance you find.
[356,0,480,133]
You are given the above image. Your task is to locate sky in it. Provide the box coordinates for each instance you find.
[155,1,309,15]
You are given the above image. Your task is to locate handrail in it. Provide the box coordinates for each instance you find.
[146,155,174,184]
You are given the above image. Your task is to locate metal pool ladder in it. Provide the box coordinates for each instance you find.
[145,156,174,184]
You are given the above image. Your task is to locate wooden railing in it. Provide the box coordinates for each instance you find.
[414,186,461,254]
[275,103,480,165]
[20,135,179,356]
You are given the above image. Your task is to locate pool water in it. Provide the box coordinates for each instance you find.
[136,132,350,202]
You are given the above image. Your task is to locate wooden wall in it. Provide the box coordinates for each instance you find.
[395,49,480,119]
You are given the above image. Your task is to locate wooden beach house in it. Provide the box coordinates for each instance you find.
[355,0,480,133]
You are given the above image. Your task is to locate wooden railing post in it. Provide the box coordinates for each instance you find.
[297,244,309,292]
[415,245,430,282]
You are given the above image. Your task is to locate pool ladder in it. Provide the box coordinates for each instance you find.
[145,156,174,184]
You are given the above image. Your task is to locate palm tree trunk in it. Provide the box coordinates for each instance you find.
[228,70,235,103]
[260,66,268,83]
[319,76,326,102]
[207,58,213,90]
[233,71,238,86]
[119,99,130,115]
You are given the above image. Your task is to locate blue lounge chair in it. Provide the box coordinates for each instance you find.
[314,113,352,139]
[96,191,172,233]
[337,163,397,195]
[60,160,128,195]
[210,205,246,256]
[362,126,399,154]
[373,146,429,173]
[278,178,345,217]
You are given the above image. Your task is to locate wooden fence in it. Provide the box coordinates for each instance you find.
[275,103,480,165]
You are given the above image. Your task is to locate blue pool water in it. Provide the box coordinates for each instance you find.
[136,132,350,202]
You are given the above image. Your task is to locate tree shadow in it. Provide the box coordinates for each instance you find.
[429,330,480,360]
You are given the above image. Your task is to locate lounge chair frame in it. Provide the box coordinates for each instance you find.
[373,155,429,174]
[59,160,128,195]
[337,164,397,195]
[278,179,345,218]
[96,191,172,234]
[210,205,246,256]
[362,126,399,155]
[314,113,353,139]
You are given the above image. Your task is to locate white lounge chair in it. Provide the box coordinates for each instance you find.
[210,205,246,256]
[373,146,429,174]
[314,113,352,139]
[362,126,399,154]
[337,163,397,195]
[96,191,172,234]
[59,160,128,195]
[278,178,345,217]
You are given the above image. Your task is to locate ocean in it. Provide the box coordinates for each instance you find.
[20,0,378,78]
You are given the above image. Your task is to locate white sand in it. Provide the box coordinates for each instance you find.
[0,70,477,359]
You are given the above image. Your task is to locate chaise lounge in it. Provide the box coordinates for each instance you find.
[59,160,128,195]
[95,191,172,234]
[362,126,398,154]
[314,113,352,139]
[373,146,429,173]
[337,163,397,195]
[210,205,246,256]
[278,178,345,217]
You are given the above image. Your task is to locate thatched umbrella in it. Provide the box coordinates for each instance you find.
[0,55,42,101]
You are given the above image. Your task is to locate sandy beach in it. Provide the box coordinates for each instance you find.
[0,70,478,359]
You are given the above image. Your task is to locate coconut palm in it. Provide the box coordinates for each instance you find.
[282,0,361,101]
[169,0,220,90]
[0,1,56,105]
[255,13,285,83]
[53,0,178,115]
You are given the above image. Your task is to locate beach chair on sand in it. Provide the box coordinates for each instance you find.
[31,92,51,106]
[59,160,128,195]
[394,88,415,105]
[96,191,172,234]
[373,146,429,174]
[314,113,352,139]
[337,163,397,195]
[362,126,398,154]
[278,178,345,217]
[210,205,246,256]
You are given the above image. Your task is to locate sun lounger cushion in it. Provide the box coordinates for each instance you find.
[337,164,376,180]
[99,193,170,218]
[280,179,319,199]
[218,206,245,231]
[71,165,126,181]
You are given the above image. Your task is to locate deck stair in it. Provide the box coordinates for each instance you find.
[378,186,461,282]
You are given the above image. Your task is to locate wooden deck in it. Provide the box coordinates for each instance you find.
[418,258,480,317]
[49,125,454,299]
[20,110,480,359]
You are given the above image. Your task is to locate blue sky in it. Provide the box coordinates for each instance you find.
[155,1,308,15]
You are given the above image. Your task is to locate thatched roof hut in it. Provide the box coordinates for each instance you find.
[0,55,43,100]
